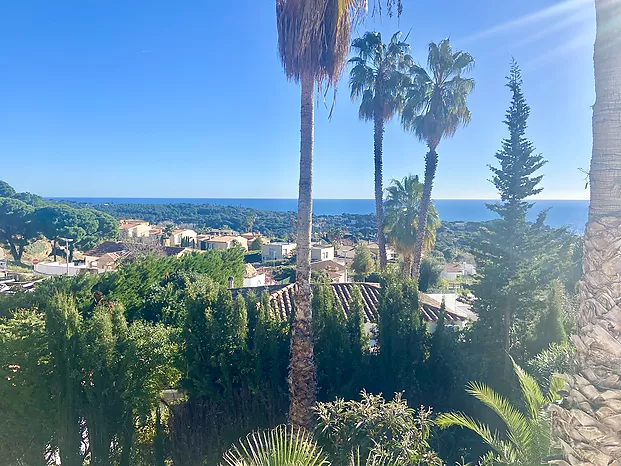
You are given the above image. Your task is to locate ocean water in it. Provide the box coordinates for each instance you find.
[51,197,589,232]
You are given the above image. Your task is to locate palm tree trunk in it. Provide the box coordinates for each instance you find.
[53,239,57,261]
[402,253,412,281]
[412,149,438,281]
[374,104,387,270]
[552,0,621,463]
[288,70,317,430]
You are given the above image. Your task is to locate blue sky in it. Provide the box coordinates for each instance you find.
[0,0,595,199]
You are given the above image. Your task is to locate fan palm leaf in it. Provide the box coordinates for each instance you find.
[221,425,329,466]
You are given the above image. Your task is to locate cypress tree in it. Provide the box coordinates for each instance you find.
[535,280,568,353]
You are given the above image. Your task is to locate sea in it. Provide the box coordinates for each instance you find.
[50,198,590,233]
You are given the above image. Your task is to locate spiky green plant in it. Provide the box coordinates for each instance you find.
[436,359,563,465]
[221,424,329,466]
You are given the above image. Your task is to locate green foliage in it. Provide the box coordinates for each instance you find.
[468,61,577,389]
[378,277,428,396]
[527,342,574,392]
[533,280,568,354]
[419,254,444,292]
[0,197,37,261]
[221,425,329,466]
[384,175,440,278]
[437,360,563,466]
[0,180,16,198]
[315,391,442,466]
[250,237,263,250]
[352,245,375,280]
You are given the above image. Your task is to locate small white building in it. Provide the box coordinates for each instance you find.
[202,235,248,251]
[440,262,477,281]
[170,229,198,247]
[243,264,267,287]
[118,220,151,238]
[311,244,334,262]
[262,242,296,262]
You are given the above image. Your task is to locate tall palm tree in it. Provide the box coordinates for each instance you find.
[276,0,366,430]
[384,175,440,279]
[552,0,621,463]
[437,360,563,466]
[401,39,474,280]
[349,31,411,270]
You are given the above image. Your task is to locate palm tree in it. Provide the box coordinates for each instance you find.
[384,175,440,279]
[276,0,366,430]
[349,31,411,270]
[437,360,563,466]
[221,425,328,466]
[401,39,474,280]
[552,0,621,463]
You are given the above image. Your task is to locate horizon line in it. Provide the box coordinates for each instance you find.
[45,196,591,201]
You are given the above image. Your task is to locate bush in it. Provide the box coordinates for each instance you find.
[315,391,442,466]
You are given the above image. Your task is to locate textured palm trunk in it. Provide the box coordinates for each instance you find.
[288,70,317,430]
[552,0,621,463]
[374,99,387,270]
[402,253,412,281]
[412,149,438,281]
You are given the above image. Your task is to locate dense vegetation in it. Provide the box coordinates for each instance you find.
[0,181,118,262]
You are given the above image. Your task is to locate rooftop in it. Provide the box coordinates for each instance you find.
[231,283,470,325]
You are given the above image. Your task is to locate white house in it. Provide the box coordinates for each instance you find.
[262,242,296,262]
[34,261,99,276]
[118,220,151,238]
[202,235,248,251]
[311,244,334,262]
[243,264,267,287]
[169,229,198,247]
[440,262,477,281]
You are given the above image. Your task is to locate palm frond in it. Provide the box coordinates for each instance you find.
[436,412,516,458]
[221,425,329,466]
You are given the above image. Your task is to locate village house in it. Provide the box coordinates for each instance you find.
[440,262,477,281]
[118,220,151,238]
[243,264,267,287]
[205,228,237,237]
[201,235,248,251]
[310,259,347,283]
[261,242,296,262]
[169,229,198,247]
[311,244,334,262]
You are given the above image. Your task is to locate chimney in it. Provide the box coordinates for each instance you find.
[228,276,234,289]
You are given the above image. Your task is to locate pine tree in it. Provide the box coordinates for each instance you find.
[470,60,563,387]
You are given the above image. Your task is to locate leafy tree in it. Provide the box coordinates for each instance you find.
[349,31,411,270]
[401,39,474,280]
[437,360,563,466]
[276,0,367,429]
[326,228,344,250]
[249,237,263,251]
[384,175,440,279]
[244,214,257,233]
[0,180,16,198]
[0,197,37,261]
[352,244,375,281]
[12,191,45,207]
[419,255,444,292]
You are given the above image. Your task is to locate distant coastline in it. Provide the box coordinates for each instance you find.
[49,197,589,232]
